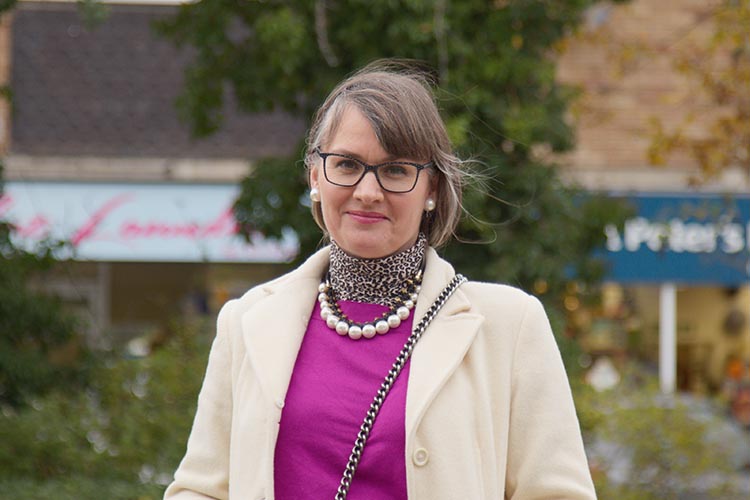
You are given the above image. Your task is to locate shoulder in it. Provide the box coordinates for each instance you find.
[461,280,545,330]
[461,280,533,307]
[425,249,544,322]
[457,281,557,379]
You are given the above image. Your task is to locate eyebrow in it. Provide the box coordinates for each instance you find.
[327,148,401,163]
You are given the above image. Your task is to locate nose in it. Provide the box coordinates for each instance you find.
[353,171,384,203]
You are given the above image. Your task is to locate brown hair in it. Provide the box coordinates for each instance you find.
[305,60,466,248]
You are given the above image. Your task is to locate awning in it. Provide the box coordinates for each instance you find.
[1,181,298,263]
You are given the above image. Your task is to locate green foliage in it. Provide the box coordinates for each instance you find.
[77,0,111,30]
[0,0,95,445]
[233,148,328,254]
[0,477,162,500]
[574,367,746,499]
[0,319,212,498]
[156,0,633,375]
[647,0,750,183]
[0,166,90,408]
[0,252,87,408]
[156,0,629,300]
[85,321,211,478]
[0,0,17,15]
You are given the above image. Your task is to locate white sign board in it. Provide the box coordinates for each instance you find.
[0,181,298,263]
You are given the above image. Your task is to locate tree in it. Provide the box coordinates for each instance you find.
[0,1,90,407]
[647,0,750,184]
[0,164,89,408]
[561,0,749,185]
[156,0,630,324]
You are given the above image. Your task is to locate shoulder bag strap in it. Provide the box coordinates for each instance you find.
[335,273,468,500]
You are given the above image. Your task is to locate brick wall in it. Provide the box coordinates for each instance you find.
[557,0,723,174]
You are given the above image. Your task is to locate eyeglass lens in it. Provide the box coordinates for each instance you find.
[323,154,419,193]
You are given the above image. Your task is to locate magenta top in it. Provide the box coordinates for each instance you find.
[274,300,414,499]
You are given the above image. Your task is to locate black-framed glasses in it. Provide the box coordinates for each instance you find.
[316,148,433,194]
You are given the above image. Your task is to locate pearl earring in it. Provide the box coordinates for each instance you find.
[425,198,436,212]
[310,188,320,202]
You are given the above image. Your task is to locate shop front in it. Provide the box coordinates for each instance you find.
[1,180,297,346]
[580,192,750,425]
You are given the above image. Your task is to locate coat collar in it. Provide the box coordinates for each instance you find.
[405,248,483,435]
[241,247,330,405]
[240,246,483,434]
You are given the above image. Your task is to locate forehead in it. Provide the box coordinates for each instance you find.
[324,106,386,154]
[321,102,431,163]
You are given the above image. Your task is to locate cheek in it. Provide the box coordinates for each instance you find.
[319,188,344,222]
[395,198,426,227]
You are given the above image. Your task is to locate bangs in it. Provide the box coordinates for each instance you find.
[359,95,436,162]
[320,74,442,164]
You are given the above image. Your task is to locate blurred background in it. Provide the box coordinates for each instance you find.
[1,0,749,498]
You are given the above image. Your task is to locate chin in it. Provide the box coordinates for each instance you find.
[337,237,392,259]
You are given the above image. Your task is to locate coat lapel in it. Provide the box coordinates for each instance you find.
[406,249,483,435]
[241,248,330,403]
[239,245,483,433]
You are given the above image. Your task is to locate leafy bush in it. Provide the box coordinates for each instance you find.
[0,476,163,500]
[575,365,749,499]
[0,236,90,408]
[1,163,90,408]
[6,312,747,499]
[0,318,213,498]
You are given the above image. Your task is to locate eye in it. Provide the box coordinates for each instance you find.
[331,156,361,173]
[380,163,411,178]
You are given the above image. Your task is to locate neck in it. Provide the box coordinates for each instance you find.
[328,233,427,306]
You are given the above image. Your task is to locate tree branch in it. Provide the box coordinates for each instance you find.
[315,0,339,67]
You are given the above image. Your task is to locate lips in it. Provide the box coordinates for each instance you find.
[347,210,388,224]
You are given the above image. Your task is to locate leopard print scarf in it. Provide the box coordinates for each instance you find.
[328,233,427,307]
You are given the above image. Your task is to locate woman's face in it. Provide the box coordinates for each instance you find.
[310,106,436,259]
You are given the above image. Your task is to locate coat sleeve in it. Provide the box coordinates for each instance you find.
[505,295,597,499]
[163,300,236,500]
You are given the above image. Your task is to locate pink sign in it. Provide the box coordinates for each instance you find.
[1,182,298,263]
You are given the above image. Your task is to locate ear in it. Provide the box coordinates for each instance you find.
[309,163,320,190]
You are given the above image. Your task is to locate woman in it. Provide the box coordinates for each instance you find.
[165,62,596,499]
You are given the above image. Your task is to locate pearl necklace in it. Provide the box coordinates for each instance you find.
[317,268,424,340]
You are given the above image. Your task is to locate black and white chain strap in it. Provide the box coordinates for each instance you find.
[335,273,468,500]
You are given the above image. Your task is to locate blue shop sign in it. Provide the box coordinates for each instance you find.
[601,193,750,285]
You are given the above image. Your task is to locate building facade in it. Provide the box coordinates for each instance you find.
[557,0,750,418]
[2,0,305,346]
[4,1,749,417]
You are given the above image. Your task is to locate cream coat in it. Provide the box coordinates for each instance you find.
[164,247,597,500]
